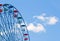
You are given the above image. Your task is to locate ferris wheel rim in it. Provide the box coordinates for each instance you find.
[0,3,30,41]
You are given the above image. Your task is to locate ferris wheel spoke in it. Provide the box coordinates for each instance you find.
[0,25,10,41]
[0,35,7,41]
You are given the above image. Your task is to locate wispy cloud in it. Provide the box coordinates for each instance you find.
[27,23,46,32]
[33,13,46,21]
[33,13,58,25]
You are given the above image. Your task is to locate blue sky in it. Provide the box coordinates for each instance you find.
[0,0,60,41]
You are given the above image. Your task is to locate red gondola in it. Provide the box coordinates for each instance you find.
[14,10,18,13]
[0,9,2,12]
[0,4,2,6]
[24,38,28,40]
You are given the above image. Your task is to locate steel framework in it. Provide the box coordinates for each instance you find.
[0,4,30,41]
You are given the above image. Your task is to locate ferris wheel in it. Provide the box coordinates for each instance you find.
[0,4,30,41]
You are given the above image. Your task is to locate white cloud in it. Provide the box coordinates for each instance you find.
[27,23,46,32]
[33,13,46,21]
[34,16,45,21]
[47,16,58,25]
[33,13,58,25]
